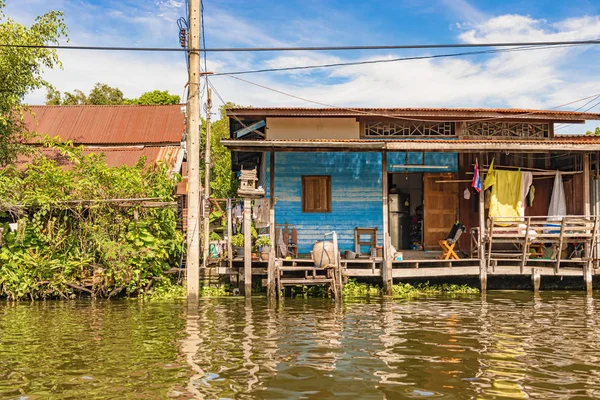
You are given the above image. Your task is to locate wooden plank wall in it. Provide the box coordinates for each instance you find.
[265,152,384,254]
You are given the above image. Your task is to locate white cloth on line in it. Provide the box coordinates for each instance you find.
[547,171,566,221]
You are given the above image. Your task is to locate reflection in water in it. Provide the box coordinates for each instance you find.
[3,293,600,399]
[181,294,600,399]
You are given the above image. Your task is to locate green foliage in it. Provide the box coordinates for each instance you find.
[46,85,180,106]
[87,83,124,105]
[0,2,67,165]
[125,90,180,105]
[0,139,183,300]
[209,231,222,241]
[585,127,600,135]
[145,278,186,301]
[203,102,237,198]
[342,279,380,297]
[199,284,232,297]
[255,236,271,247]
[392,282,479,298]
[230,233,244,248]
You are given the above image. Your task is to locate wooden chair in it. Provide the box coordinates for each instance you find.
[439,223,465,260]
[354,227,377,256]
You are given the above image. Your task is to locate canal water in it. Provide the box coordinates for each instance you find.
[1,292,600,399]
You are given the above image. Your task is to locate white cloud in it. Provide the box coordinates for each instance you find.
[11,1,600,133]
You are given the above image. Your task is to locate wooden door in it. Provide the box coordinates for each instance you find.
[423,173,458,250]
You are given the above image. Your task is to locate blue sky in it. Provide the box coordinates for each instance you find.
[6,0,600,132]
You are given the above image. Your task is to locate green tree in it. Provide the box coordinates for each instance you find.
[45,87,62,105]
[46,86,180,106]
[62,89,87,105]
[203,102,237,198]
[87,82,124,105]
[125,90,180,105]
[585,127,600,135]
[0,1,67,165]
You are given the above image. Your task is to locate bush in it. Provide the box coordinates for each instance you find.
[0,139,183,300]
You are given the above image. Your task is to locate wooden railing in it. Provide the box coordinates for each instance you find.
[484,216,599,273]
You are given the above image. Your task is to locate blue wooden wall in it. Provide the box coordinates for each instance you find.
[263,150,458,255]
[265,152,383,255]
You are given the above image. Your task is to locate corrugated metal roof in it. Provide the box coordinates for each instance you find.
[24,105,185,145]
[227,107,600,121]
[16,146,182,170]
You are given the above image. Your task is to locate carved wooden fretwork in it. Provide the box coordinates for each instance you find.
[363,121,454,137]
[464,122,550,138]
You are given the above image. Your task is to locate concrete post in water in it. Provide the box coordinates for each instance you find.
[532,268,541,292]
[185,0,201,303]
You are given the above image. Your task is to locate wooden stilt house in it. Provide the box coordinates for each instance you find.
[222,107,600,293]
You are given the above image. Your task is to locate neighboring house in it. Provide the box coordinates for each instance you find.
[223,107,600,289]
[21,104,185,172]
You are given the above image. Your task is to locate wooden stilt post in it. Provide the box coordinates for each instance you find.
[381,151,393,295]
[479,153,487,293]
[227,198,233,270]
[267,151,277,300]
[243,198,252,297]
[584,153,593,294]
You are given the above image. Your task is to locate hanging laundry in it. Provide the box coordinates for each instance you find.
[472,158,482,193]
[520,171,533,215]
[483,159,496,191]
[488,169,523,222]
[529,185,536,207]
[254,198,270,228]
[548,172,566,221]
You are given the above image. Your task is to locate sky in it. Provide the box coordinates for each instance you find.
[5,0,600,132]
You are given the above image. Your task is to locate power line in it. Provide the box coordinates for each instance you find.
[225,74,600,123]
[2,39,600,52]
[212,44,585,76]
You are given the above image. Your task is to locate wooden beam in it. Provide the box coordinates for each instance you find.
[227,198,233,271]
[267,151,276,300]
[381,151,393,295]
[479,154,487,293]
[584,154,591,218]
[222,139,600,153]
[243,198,252,297]
[584,154,593,294]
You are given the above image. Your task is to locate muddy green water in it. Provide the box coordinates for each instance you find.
[2,293,600,399]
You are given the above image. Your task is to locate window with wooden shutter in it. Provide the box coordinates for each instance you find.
[302,175,332,213]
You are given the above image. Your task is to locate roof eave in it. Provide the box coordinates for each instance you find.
[222,139,600,153]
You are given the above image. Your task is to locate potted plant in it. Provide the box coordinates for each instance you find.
[256,236,272,261]
[231,233,245,259]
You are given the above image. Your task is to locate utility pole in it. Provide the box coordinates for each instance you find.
[186,0,201,303]
[202,87,212,267]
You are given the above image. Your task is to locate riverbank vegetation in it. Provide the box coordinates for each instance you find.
[286,279,479,299]
[0,140,183,300]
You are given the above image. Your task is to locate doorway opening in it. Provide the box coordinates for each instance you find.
[389,173,423,251]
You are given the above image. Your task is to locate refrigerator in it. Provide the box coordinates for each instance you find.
[389,193,411,250]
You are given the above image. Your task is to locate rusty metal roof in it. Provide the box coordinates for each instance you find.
[227,107,600,121]
[16,146,182,170]
[24,105,185,145]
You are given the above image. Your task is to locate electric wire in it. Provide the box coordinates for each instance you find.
[211,43,587,76]
[3,39,600,52]
[224,74,600,124]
